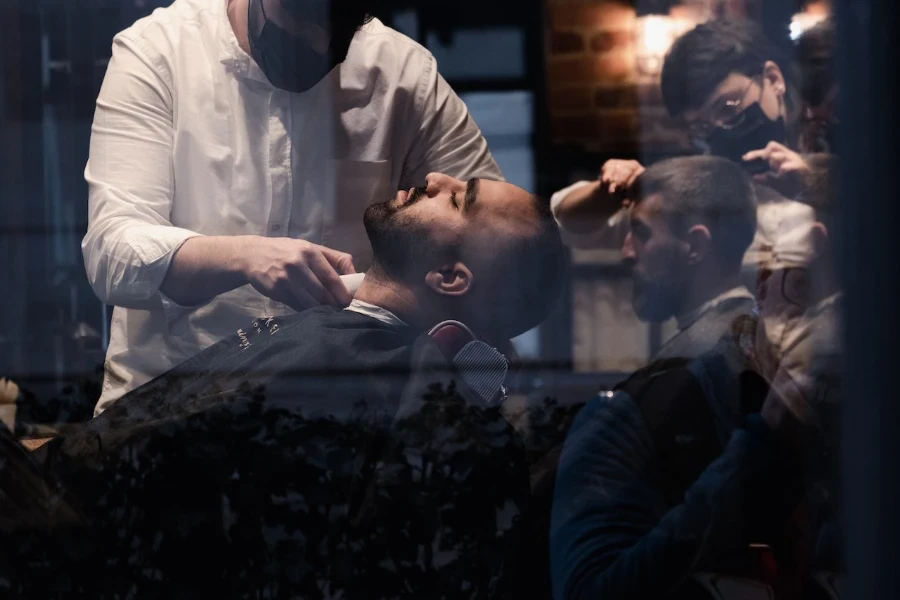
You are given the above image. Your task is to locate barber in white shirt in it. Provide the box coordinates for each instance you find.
[83,0,502,414]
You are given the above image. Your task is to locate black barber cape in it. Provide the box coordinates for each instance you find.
[20,307,529,599]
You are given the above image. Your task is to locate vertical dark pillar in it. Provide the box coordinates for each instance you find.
[0,0,45,377]
[761,0,796,57]
[836,1,900,599]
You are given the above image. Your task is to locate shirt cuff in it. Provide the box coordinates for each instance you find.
[126,224,201,289]
[123,224,204,323]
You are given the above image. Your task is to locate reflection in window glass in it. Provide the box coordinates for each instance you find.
[427,28,526,80]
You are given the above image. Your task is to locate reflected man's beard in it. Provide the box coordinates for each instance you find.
[632,273,686,323]
[630,248,689,323]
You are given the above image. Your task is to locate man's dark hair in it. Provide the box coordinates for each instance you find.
[633,156,757,271]
[477,198,568,339]
[796,18,835,108]
[661,19,794,118]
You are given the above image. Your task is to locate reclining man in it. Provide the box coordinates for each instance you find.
[9,174,568,598]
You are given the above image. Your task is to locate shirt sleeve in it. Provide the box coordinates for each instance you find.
[399,55,503,187]
[550,393,796,600]
[550,181,629,250]
[82,32,202,309]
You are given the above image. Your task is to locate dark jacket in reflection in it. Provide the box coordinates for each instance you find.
[550,296,805,600]
[10,307,529,599]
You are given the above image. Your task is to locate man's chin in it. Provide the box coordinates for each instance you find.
[632,296,674,324]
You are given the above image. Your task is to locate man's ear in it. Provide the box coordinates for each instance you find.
[763,60,787,97]
[685,224,712,266]
[425,262,473,297]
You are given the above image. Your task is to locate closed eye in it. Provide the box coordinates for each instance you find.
[631,220,652,243]
[450,192,459,209]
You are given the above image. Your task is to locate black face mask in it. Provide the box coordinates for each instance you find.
[707,102,788,171]
[248,0,350,93]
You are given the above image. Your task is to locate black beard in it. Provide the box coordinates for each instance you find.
[630,256,690,323]
[632,275,683,323]
[363,186,431,278]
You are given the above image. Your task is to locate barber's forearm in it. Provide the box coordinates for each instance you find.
[160,236,254,307]
[554,181,617,235]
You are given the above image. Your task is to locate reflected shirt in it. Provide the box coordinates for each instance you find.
[83,0,502,414]
[675,286,755,332]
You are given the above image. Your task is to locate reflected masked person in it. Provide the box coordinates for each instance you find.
[550,20,833,288]
[661,19,828,198]
[83,0,503,416]
[795,18,839,155]
[747,185,844,583]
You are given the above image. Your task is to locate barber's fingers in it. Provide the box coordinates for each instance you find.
[305,250,353,307]
[282,260,339,309]
[320,246,357,276]
[625,164,646,189]
[600,160,644,195]
[743,140,790,162]
[769,152,792,176]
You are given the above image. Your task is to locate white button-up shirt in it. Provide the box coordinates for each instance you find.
[83,0,502,414]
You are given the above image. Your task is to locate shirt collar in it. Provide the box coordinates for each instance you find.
[675,286,755,331]
[344,299,407,329]
[218,0,272,85]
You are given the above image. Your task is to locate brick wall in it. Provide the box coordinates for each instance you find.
[545,0,696,154]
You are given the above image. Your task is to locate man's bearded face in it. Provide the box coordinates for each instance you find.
[631,240,691,323]
[625,194,691,323]
[364,185,442,279]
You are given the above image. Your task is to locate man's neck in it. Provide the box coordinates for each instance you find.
[227,0,253,55]
[678,271,745,321]
[354,273,426,332]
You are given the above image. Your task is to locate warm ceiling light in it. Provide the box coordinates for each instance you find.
[790,6,830,41]
[635,14,692,76]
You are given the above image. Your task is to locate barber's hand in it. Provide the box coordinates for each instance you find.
[243,237,356,311]
[743,142,812,198]
[600,159,645,200]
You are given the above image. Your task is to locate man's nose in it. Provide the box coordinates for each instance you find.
[621,232,636,264]
[425,172,463,196]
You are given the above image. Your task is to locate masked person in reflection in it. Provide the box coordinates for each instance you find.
[84,0,503,416]
[795,18,838,155]
[549,156,815,600]
[21,175,566,598]
[551,19,834,290]
[751,168,844,594]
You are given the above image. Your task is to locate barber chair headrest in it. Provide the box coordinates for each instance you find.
[427,321,509,408]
